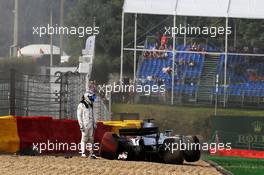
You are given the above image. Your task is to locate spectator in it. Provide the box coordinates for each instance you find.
[158,45,166,58]
[89,81,97,92]
[191,42,198,51]
[161,34,168,47]
[197,44,204,52]
[150,44,158,58]
[144,51,150,58]
[243,46,249,53]
[162,67,172,75]
[157,78,163,86]
[163,45,168,58]
[253,47,259,54]
[248,71,257,81]
[155,32,161,46]
[189,60,195,67]
[179,58,185,66]
[147,76,153,81]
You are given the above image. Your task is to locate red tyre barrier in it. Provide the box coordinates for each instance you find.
[100,132,119,160]
[94,122,113,144]
[16,116,116,154]
[61,120,81,144]
[50,119,81,153]
[93,122,113,155]
[16,116,53,152]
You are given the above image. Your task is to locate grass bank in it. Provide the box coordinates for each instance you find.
[207,156,264,175]
[111,104,264,139]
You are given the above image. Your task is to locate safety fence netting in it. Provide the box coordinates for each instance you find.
[0,70,86,119]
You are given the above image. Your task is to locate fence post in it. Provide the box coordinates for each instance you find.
[59,74,63,119]
[9,69,16,115]
[59,72,68,119]
[25,75,29,116]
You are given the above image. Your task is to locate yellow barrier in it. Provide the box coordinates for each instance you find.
[101,120,142,134]
[0,116,20,153]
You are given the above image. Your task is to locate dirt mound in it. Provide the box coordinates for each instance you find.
[0,155,221,175]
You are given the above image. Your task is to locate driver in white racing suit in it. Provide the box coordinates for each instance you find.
[77,91,97,158]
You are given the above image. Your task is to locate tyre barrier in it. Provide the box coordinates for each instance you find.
[94,122,113,144]
[51,119,81,153]
[0,116,20,153]
[16,116,53,152]
[0,116,93,154]
[0,116,142,154]
[100,132,119,160]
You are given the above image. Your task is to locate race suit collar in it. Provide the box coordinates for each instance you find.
[80,100,92,109]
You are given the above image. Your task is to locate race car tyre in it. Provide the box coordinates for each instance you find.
[100,132,119,160]
[182,135,201,162]
[161,137,184,164]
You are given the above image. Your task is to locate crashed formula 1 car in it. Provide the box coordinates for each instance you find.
[99,119,201,164]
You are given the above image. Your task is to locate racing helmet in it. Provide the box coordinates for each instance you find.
[83,90,96,104]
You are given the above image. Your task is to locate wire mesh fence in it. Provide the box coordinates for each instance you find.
[0,71,10,116]
[0,69,110,120]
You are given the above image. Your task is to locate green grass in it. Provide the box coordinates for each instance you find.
[112,104,264,139]
[207,156,264,175]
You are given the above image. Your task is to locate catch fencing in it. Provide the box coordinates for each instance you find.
[0,69,110,120]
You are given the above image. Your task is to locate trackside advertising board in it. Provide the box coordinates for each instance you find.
[211,116,264,150]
